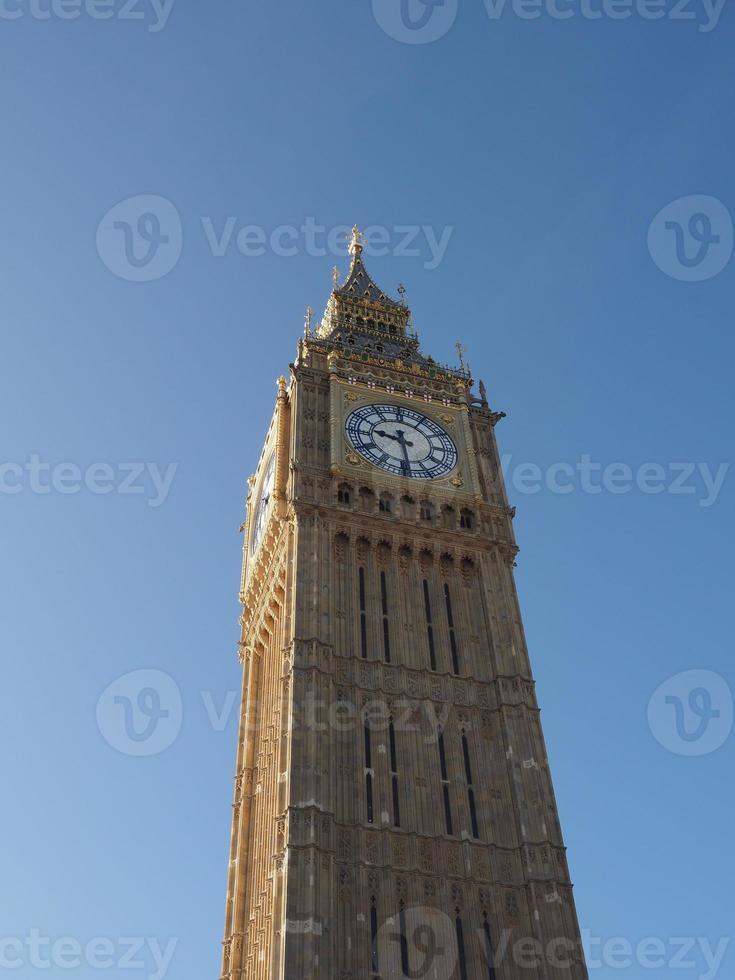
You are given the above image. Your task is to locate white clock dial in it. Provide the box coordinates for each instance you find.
[250,452,276,554]
[345,404,458,480]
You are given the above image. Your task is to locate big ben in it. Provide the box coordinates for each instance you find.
[221,227,587,980]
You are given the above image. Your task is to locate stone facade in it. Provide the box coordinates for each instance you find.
[221,230,587,979]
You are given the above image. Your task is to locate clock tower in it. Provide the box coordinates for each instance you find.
[221,228,587,979]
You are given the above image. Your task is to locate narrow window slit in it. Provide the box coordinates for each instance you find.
[359,566,368,660]
[423,578,437,671]
[380,570,391,663]
[444,583,460,675]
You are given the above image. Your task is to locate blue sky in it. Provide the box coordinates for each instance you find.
[1,2,733,978]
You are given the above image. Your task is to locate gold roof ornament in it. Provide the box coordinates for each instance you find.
[348,224,364,256]
[455,342,467,371]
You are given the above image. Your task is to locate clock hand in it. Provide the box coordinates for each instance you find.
[375,428,398,442]
[375,428,414,448]
[394,429,413,448]
[392,429,413,473]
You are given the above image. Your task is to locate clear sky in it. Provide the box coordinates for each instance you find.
[1,2,733,979]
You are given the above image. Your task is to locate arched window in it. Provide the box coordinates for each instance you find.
[399,901,409,975]
[460,508,474,530]
[359,487,375,512]
[380,570,391,664]
[389,718,400,827]
[455,912,468,980]
[423,579,437,672]
[482,911,498,980]
[462,729,479,838]
[420,501,433,522]
[370,896,379,973]
[337,483,351,505]
[358,567,368,660]
[444,583,460,675]
[364,722,374,824]
[379,493,393,514]
[438,730,452,834]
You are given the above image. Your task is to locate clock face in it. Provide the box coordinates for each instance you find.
[345,404,458,480]
[251,452,275,554]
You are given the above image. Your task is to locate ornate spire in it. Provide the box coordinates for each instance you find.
[305,222,472,387]
[334,225,402,307]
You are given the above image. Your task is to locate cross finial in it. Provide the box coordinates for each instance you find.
[304,306,313,335]
[397,282,407,305]
[349,225,364,255]
[332,265,340,290]
[455,342,466,369]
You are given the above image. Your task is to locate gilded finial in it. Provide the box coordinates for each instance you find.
[349,225,364,255]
